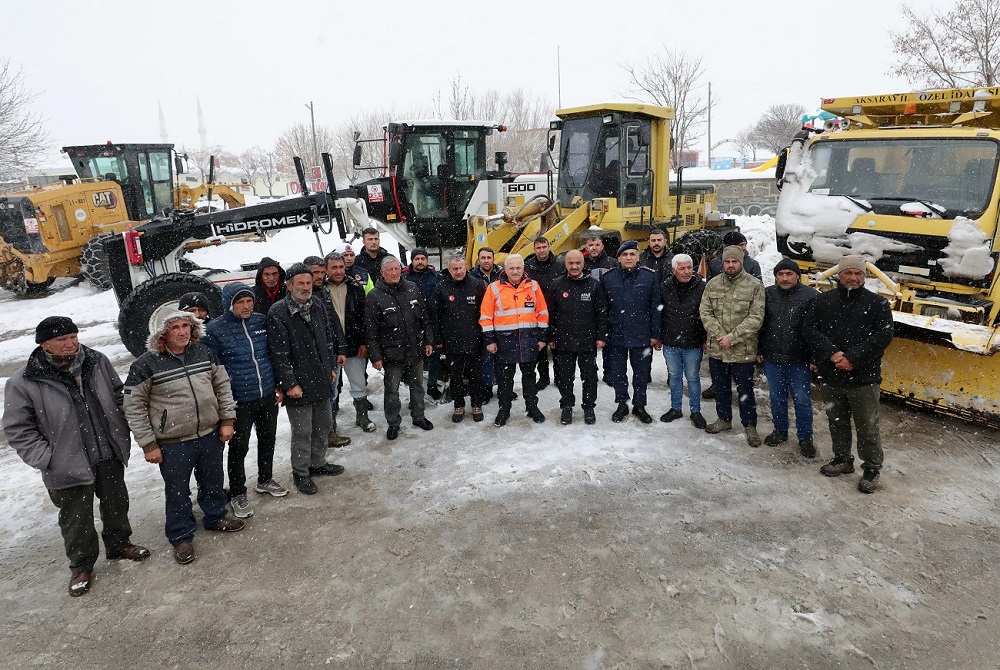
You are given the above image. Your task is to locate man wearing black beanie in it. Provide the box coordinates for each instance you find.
[757,259,820,456]
[3,316,149,597]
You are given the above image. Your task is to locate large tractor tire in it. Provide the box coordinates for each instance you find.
[80,233,115,291]
[671,229,725,271]
[117,273,223,357]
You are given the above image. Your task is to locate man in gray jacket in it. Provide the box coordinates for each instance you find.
[4,316,149,597]
[124,311,244,565]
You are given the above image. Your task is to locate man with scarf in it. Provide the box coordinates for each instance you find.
[267,263,348,494]
[4,317,150,597]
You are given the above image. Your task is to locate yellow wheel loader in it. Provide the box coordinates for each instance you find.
[465,103,726,268]
[775,88,1000,427]
[0,143,243,294]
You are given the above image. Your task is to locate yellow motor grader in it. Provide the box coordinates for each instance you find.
[465,102,727,268]
[0,143,243,294]
[775,87,1000,426]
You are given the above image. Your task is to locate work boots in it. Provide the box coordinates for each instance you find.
[820,455,856,477]
[858,468,880,494]
[764,430,788,447]
[611,404,629,423]
[328,413,351,448]
[494,404,511,427]
[704,418,732,433]
[354,397,376,433]
[745,425,762,448]
[526,403,545,423]
[799,436,817,458]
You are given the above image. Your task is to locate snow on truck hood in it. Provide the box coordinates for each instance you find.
[775,141,996,278]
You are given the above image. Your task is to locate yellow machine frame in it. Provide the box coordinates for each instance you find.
[466,103,720,267]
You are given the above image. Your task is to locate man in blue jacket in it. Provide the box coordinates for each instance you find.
[600,241,662,423]
[202,283,288,519]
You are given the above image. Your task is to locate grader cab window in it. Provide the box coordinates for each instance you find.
[402,134,448,219]
[137,151,173,218]
[808,138,999,216]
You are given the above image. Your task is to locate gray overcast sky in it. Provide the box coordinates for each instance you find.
[4,0,936,167]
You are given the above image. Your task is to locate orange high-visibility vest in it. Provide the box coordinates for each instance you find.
[479,279,549,334]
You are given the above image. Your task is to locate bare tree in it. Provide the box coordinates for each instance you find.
[233,147,266,195]
[188,146,229,184]
[621,48,713,168]
[431,77,554,172]
[273,122,337,177]
[0,59,49,180]
[752,103,807,154]
[734,126,760,162]
[889,0,1000,87]
[259,151,280,197]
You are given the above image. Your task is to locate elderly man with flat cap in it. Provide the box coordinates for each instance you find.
[803,254,894,493]
[4,316,150,597]
[699,244,766,446]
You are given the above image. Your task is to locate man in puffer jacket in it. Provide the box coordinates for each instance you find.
[124,311,243,566]
[202,283,289,519]
[699,245,766,446]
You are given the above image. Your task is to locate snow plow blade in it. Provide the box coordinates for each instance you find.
[881,314,1000,427]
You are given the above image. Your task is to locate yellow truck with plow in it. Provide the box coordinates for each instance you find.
[775,88,1000,426]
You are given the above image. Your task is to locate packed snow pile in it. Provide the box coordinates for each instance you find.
[774,142,867,262]
[773,140,926,263]
[939,218,996,279]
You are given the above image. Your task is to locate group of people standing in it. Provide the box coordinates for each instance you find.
[3,226,894,597]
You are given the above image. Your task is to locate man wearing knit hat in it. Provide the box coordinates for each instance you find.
[336,243,373,292]
[403,247,444,401]
[4,317,150,596]
[202,282,289,519]
[178,292,212,322]
[707,231,762,281]
[699,245,766,446]
[757,259,820,456]
[803,255,894,493]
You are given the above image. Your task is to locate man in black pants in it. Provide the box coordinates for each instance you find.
[525,236,564,389]
[430,254,488,422]
[548,250,608,425]
[202,282,289,519]
[4,316,150,597]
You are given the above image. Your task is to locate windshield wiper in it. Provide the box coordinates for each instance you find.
[871,196,948,216]
[838,194,873,212]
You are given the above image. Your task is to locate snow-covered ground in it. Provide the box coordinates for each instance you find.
[2,217,998,668]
